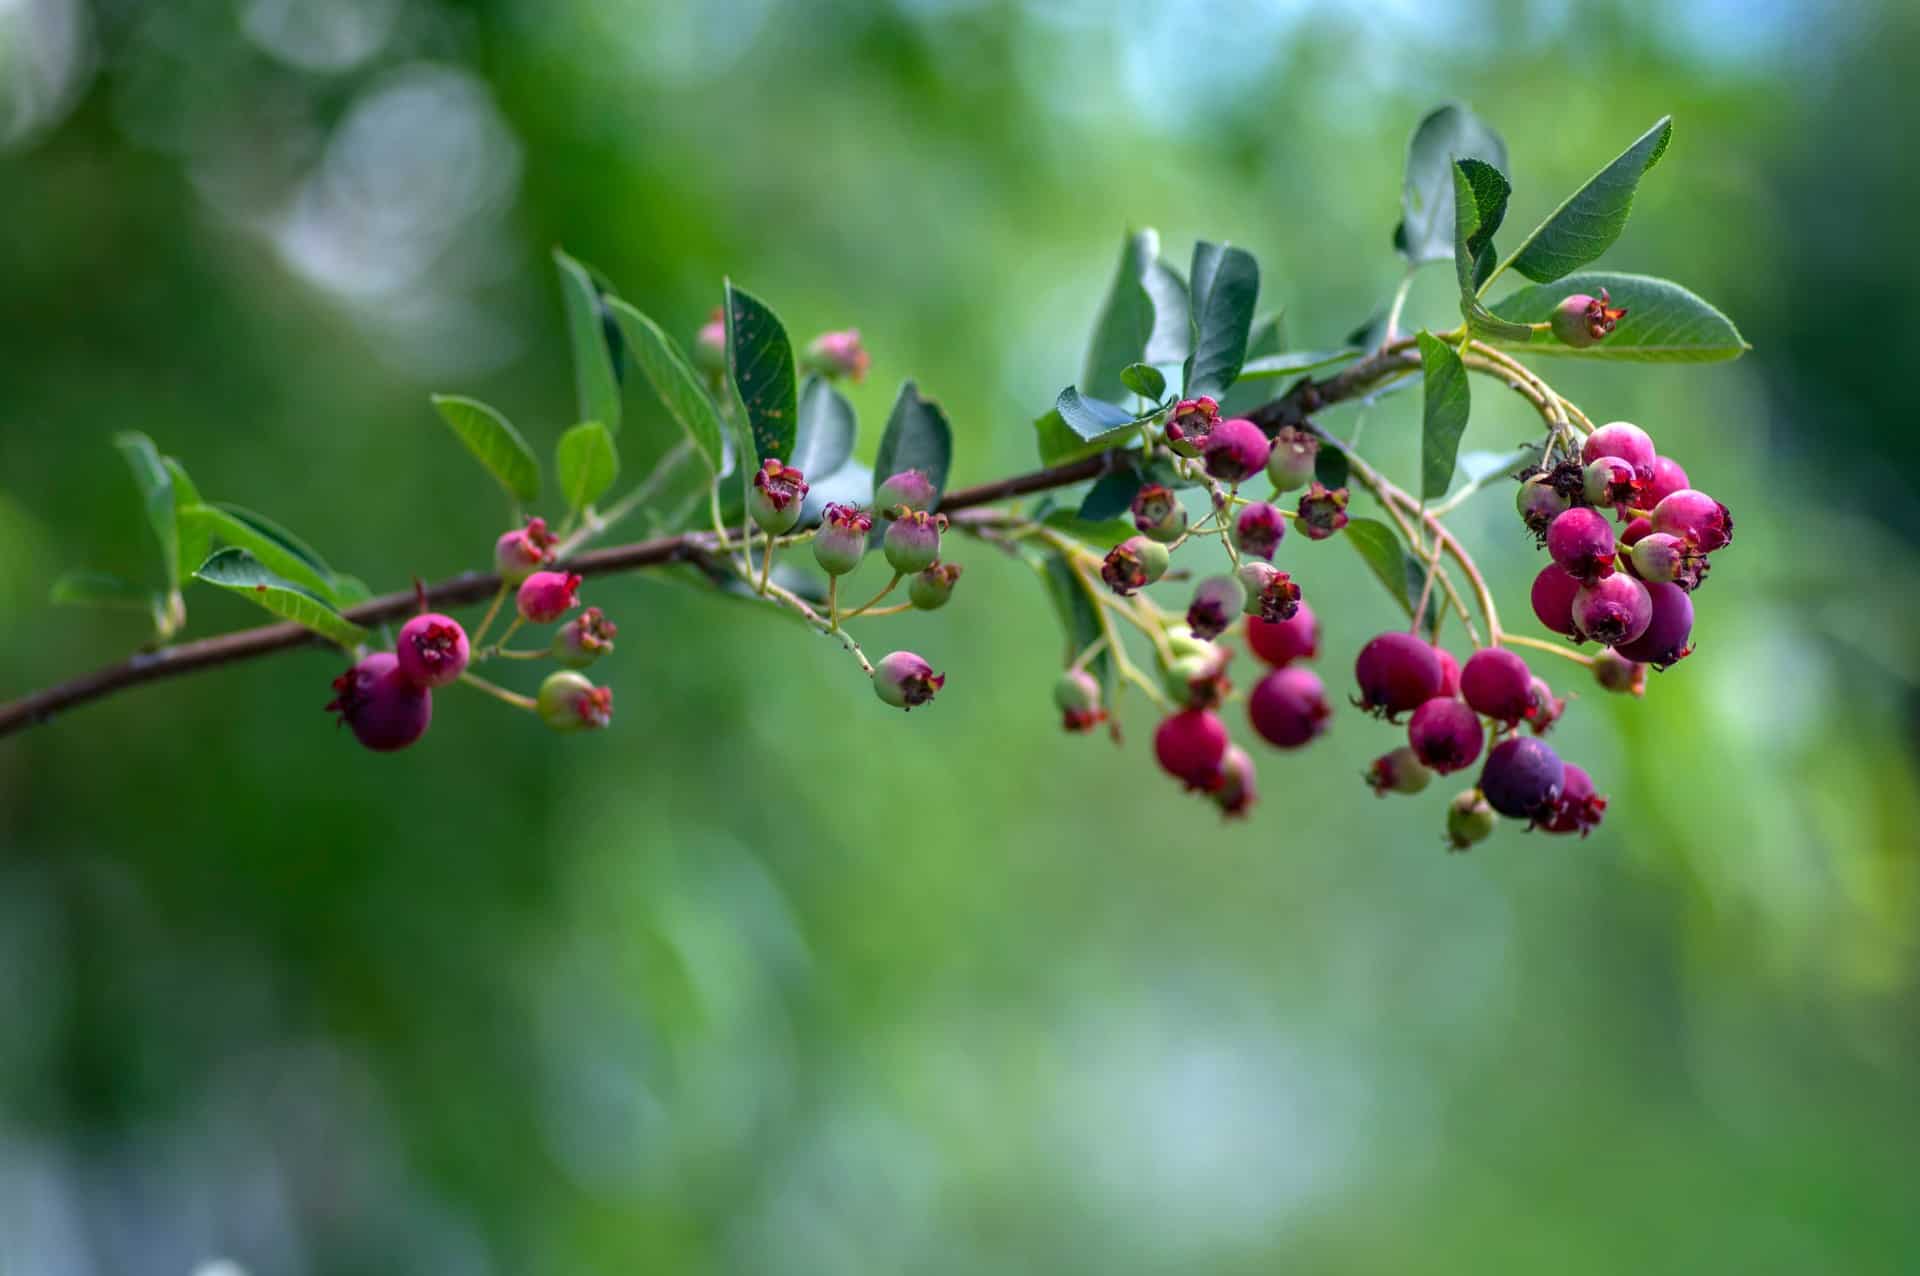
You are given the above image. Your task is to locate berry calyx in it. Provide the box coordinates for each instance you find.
[1164,397,1220,458]
[1296,481,1350,540]
[1531,564,1584,638]
[1572,573,1654,647]
[553,607,617,668]
[1101,536,1170,595]
[1186,574,1247,641]
[1649,489,1734,554]
[1248,667,1330,750]
[1154,707,1229,788]
[537,670,613,731]
[1210,745,1258,818]
[1460,647,1532,726]
[1245,602,1318,667]
[1201,417,1272,483]
[1230,501,1286,560]
[882,508,947,574]
[1629,532,1708,591]
[1265,425,1319,492]
[517,571,582,624]
[908,561,962,610]
[1612,580,1694,668]
[1366,745,1433,797]
[395,613,470,689]
[326,652,433,752]
[1408,696,1484,774]
[1353,631,1444,720]
[1054,668,1107,733]
[494,516,557,584]
[1445,790,1497,852]
[749,458,809,534]
[813,503,872,576]
[1538,763,1607,836]
[1236,563,1302,623]
[873,469,937,515]
[802,329,871,382]
[1549,289,1627,347]
[873,651,945,710]
[1478,736,1566,821]
[1131,483,1188,543]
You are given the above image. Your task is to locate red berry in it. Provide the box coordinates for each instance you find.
[1408,697,1484,774]
[395,613,470,689]
[1523,677,1565,735]
[1460,647,1532,726]
[1545,507,1616,583]
[517,571,582,624]
[1155,707,1230,787]
[1644,456,1690,508]
[1538,763,1607,835]
[1612,580,1694,668]
[1650,489,1734,553]
[1582,422,1657,480]
[1432,645,1461,698]
[494,516,557,584]
[1531,565,1583,638]
[1478,736,1565,821]
[1202,418,1272,483]
[1248,667,1330,750]
[1353,632,1443,720]
[1245,603,1318,667]
[326,652,432,752]
[1572,574,1654,647]
[1630,532,1709,591]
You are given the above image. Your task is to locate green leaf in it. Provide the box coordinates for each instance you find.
[1083,230,1192,404]
[1041,508,1134,551]
[1487,272,1750,362]
[723,281,798,463]
[51,570,157,610]
[874,381,954,501]
[1078,466,1143,522]
[605,298,726,473]
[1054,387,1140,440]
[791,376,857,480]
[1345,518,1439,635]
[1035,409,1131,467]
[1451,158,1510,296]
[1120,363,1166,401]
[428,395,541,506]
[556,421,620,513]
[162,456,211,587]
[553,248,623,433]
[1236,348,1364,380]
[1502,117,1673,286]
[193,547,367,647]
[1315,444,1349,491]
[178,504,342,604]
[1033,549,1111,693]
[1183,241,1259,398]
[1416,331,1472,501]
[113,432,179,593]
[1399,103,1509,265]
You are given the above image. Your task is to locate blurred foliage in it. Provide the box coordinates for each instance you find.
[2,0,1919,1271]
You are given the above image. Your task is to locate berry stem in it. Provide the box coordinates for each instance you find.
[457,671,537,712]
[470,580,510,649]
[491,647,549,661]
[757,532,774,596]
[843,573,903,620]
[553,438,694,558]
[1498,633,1597,668]
[1068,634,1111,672]
[759,576,874,675]
[826,576,839,632]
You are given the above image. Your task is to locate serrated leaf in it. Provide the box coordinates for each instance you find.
[791,376,857,481]
[1345,518,1438,635]
[554,249,623,433]
[1416,332,1471,500]
[1120,363,1166,401]
[874,382,954,502]
[724,281,798,463]
[1237,348,1364,380]
[51,570,156,610]
[1078,466,1143,523]
[1085,230,1191,401]
[1502,117,1673,286]
[1034,549,1112,693]
[1400,103,1509,265]
[114,432,179,593]
[193,547,367,647]
[1183,241,1259,398]
[606,298,726,473]
[429,395,540,506]
[179,504,342,604]
[556,421,619,513]
[1488,272,1749,362]
[1054,387,1140,440]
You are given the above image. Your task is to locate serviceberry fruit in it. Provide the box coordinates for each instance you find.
[1245,602,1318,667]
[1408,696,1484,774]
[873,651,945,710]
[882,508,947,575]
[749,458,809,534]
[1549,289,1627,348]
[1265,425,1319,492]
[1202,417,1272,483]
[1531,564,1583,638]
[1516,474,1571,537]
[1154,707,1230,788]
[1582,457,1639,512]
[517,571,582,624]
[1644,455,1690,509]
[1630,532,1708,591]
[1054,668,1106,733]
[1445,790,1497,851]
[553,607,617,668]
[1478,736,1566,821]
[1460,647,1532,726]
[1236,563,1302,623]
[537,670,613,732]
[1538,763,1607,836]
[1572,573,1654,646]
[1248,666,1331,750]
[1161,647,1232,711]
[1131,484,1188,543]
[395,613,470,689]
[1523,677,1565,735]
[1612,580,1694,668]
[326,652,433,752]
[1366,745,1433,797]
[1296,482,1350,540]
[495,516,557,584]
[1433,645,1462,698]
[1186,574,1247,641]
[873,469,937,514]
[1211,745,1258,819]
[1101,536,1169,595]
[1546,507,1616,583]
[1164,396,1220,458]
[1582,421,1657,480]
[693,308,726,372]
[1353,631,1444,720]
[908,562,962,611]
[813,503,872,576]
[1649,488,1734,553]
[1230,501,1286,560]
[1591,648,1646,697]
[803,329,870,382]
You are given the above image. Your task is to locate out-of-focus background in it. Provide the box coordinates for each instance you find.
[4,1,1919,1271]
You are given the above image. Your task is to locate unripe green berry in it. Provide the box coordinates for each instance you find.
[1100,536,1170,595]
[1266,425,1319,492]
[813,503,872,576]
[873,469,937,514]
[908,561,962,610]
[749,458,808,534]
[1445,790,1497,851]
[873,651,944,710]
[882,508,946,575]
[1054,668,1106,732]
[1130,483,1188,543]
[538,670,613,732]
[552,607,617,668]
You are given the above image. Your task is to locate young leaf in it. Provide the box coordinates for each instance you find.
[1078,466,1143,523]
[1451,158,1510,296]
[1120,363,1166,401]
[51,570,156,610]
[723,280,798,463]
[1416,331,1471,500]
[605,298,726,473]
[1054,387,1140,440]
[790,376,857,481]
[1399,104,1509,265]
[114,432,179,593]
[556,421,620,513]
[1183,241,1259,398]
[429,395,541,506]
[1488,272,1749,362]
[1500,117,1673,287]
[193,548,368,648]
[1345,518,1439,634]
[553,249,624,433]
[874,382,954,501]
[162,457,211,587]
[178,504,342,604]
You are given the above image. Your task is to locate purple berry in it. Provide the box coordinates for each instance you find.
[1054,668,1106,733]
[1516,475,1571,537]
[813,503,872,576]
[1433,645,1462,698]
[494,516,556,584]
[1101,536,1169,595]
[395,613,470,689]
[749,458,809,534]
[1366,745,1433,797]
[882,509,946,574]
[1612,580,1694,668]
[1446,790,1497,851]
[1408,697,1484,774]
[1186,574,1248,641]
[1582,421,1657,480]
[874,469,937,514]
[1296,481,1350,540]
[1523,677,1565,735]
[1591,649,1646,697]
[326,652,432,752]
[1644,456,1690,508]
[1572,574,1653,647]
[1266,425,1319,492]
[1546,507,1616,583]
[1630,532,1708,591]
[1248,667,1330,750]
[1231,502,1286,560]
[1155,707,1229,787]
[1131,483,1188,543]
[1245,602,1318,667]
[1210,745,1258,819]
[1538,763,1607,836]
[1549,290,1627,348]
[908,562,962,611]
[553,607,617,668]
[1460,647,1533,726]
[1353,631,1443,720]
[1164,397,1220,458]
[517,571,582,624]
[1202,417,1272,483]
[1478,736,1566,821]
[1531,565,1583,638]
[1650,489,1734,554]
[873,651,945,710]
[537,670,613,731]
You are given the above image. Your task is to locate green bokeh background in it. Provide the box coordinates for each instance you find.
[4,1,1919,1271]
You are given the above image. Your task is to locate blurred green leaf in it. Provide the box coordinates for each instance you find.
[1346,517,1439,634]
[1086,230,1182,401]
[1120,363,1166,401]
[429,395,541,506]
[1417,331,1472,500]
[791,376,857,481]
[1078,466,1143,523]
[1033,548,1112,693]
[1183,241,1259,398]
[1054,387,1140,440]
[606,298,726,473]
[1040,508,1135,550]
[50,570,157,611]
[163,456,212,588]
[1237,348,1364,380]
[554,248,623,433]
[179,504,342,604]
[1315,443,1350,490]
[193,547,367,647]
[1488,272,1750,361]
[1502,117,1673,286]
[1399,103,1509,265]
[875,381,954,500]
[724,280,798,462]
[113,431,179,594]
[556,421,620,513]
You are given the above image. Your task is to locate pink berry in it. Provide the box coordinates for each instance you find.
[553,607,618,668]
[1592,649,1645,697]
[1649,489,1734,553]
[1202,418,1272,483]
[1353,632,1443,720]
[395,613,470,689]
[1460,647,1532,726]
[325,652,432,752]
[1531,565,1584,638]
[1549,290,1627,347]
[1186,574,1247,641]
[517,571,582,624]
[1478,736,1565,821]
[494,516,557,584]
[1248,667,1330,750]
[1538,763,1607,835]
[1516,474,1571,536]
[1546,507,1616,583]
[1630,532,1709,591]
[883,509,946,575]
[1408,697,1484,774]
[813,503,873,576]
[1265,425,1319,492]
[1572,574,1654,647]
[1230,501,1287,560]
[1582,457,1640,513]
[1155,707,1230,787]
[873,651,945,710]
[1236,563,1302,623]
[1245,603,1318,667]
[1210,745,1258,818]
[873,469,937,514]
[1612,580,1694,668]
[1644,456,1690,508]
[1164,397,1221,458]
[804,329,871,382]
[693,308,727,372]
[1582,421,1657,480]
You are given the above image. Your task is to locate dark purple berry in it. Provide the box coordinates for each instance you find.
[1460,647,1532,726]
[1408,697,1484,774]
[1572,574,1653,647]
[326,652,432,752]
[1531,565,1583,638]
[1612,580,1694,668]
[1248,667,1330,750]
[1538,763,1607,836]
[1353,632,1444,720]
[1478,736,1566,821]
[395,613,469,689]
[1546,507,1615,583]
